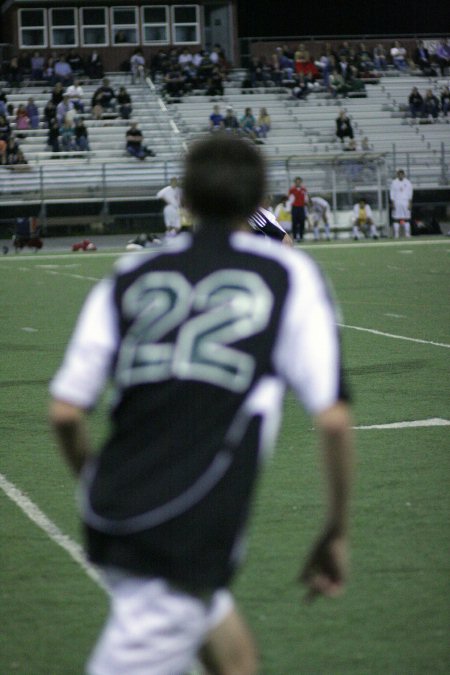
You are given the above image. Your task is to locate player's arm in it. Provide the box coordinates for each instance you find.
[300,401,354,601]
[49,400,91,477]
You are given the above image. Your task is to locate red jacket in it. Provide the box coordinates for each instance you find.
[289,185,308,207]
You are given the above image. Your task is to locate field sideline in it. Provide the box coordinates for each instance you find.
[1,236,449,674]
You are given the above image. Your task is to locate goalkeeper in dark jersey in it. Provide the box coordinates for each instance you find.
[50,134,354,675]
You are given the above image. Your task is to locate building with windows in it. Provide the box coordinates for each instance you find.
[0,0,238,71]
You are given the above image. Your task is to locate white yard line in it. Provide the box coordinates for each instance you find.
[339,323,450,349]
[0,471,108,593]
[354,418,450,430]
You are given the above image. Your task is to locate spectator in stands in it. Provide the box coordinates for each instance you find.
[47,118,60,153]
[423,89,440,121]
[178,48,193,68]
[291,73,309,100]
[31,51,45,80]
[275,46,294,81]
[86,51,104,79]
[60,118,76,152]
[7,146,29,170]
[44,100,57,128]
[223,106,239,134]
[256,107,271,138]
[7,56,22,87]
[316,44,336,89]
[373,44,387,71]
[56,95,74,126]
[92,78,117,115]
[25,98,40,129]
[15,104,30,131]
[67,49,84,77]
[413,40,433,74]
[440,86,450,119]
[337,56,352,83]
[408,87,424,119]
[390,41,408,71]
[197,53,215,89]
[344,138,357,151]
[356,43,374,73]
[352,198,378,239]
[433,40,450,76]
[0,114,11,142]
[125,121,155,160]
[117,86,133,120]
[206,66,224,97]
[51,82,65,107]
[130,48,146,84]
[294,43,310,75]
[240,107,262,143]
[66,80,85,113]
[361,136,371,151]
[209,104,224,132]
[74,118,90,151]
[54,56,73,86]
[43,57,55,85]
[5,135,21,164]
[163,65,186,98]
[336,110,354,144]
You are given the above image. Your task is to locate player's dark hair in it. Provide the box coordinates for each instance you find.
[183,134,266,226]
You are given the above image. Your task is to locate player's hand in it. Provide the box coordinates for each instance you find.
[299,530,349,603]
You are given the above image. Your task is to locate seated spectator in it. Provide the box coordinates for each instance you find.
[356,43,374,73]
[413,40,434,74]
[433,40,450,76]
[130,48,146,84]
[163,65,186,98]
[60,119,76,152]
[373,44,387,71]
[66,80,85,113]
[67,49,84,76]
[240,107,260,142]
[74,118,90,151]
[56,95,74,126]
[275,46,294,80]
[125,122,155,160]
[335,110,354,143]
[44,100,57,128]
[423,89,440,120]
[0,114,11,142]
[223,106,239,133]
[256,107,271,138]
[390,41,408,71]
[5,136,21,164]
[31,51,45,80]
[117,86,133,120]
[51,82,65,107]
[15,104,30,131]
[294,43,310,75]
[291,73,309,100]
[440,86,450,119]
[178,48,193,68]
[315,45,335,89]
[352,198,378,239]
[408,87,424,118]
[7,56,22,87]
[25,98,40,129]
[197,53,215,87]
[54,56,73,86]
[47,118,60,153]
[205,66,224,97]
[209,104,224,132]
[43,57,55,85]
[86,51,104,79]
[7,146,29,170]
[91,78,116,115]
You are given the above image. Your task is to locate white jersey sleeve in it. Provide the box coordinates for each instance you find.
[49,279,119,409]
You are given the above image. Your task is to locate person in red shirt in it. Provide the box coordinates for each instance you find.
[288,176,309,241]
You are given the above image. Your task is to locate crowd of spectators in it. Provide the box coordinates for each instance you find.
[2,50,104,87]
[407,84,450,121]
[208,103,270,144]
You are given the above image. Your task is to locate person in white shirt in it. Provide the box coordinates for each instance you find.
[389,170,413,238]
[309,196,332,241]
[352,198,378,239]
[66,80,84,113]
[156,177,182,236]
[130,49,146,84]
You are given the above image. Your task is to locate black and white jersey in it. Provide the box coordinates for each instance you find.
[248,207,287,241]
[50,228,348,590]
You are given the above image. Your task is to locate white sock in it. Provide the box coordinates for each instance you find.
[404,221,411,237]
[393,221,400,238]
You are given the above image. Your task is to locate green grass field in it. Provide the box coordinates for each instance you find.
[1,238,449,674]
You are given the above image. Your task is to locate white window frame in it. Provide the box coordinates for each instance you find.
[80,7,109,47]
[171,4,200,45]
[111,6,139,46]
[18,8,48,49]
[141,5,169,45]
[49,7,78,48]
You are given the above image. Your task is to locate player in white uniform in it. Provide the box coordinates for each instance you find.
[351,199,379,239]
[309,196,332,241]
[389,169,413,238]
[156,177,181,236]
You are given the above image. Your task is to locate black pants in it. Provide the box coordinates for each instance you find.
[291,205,306,240]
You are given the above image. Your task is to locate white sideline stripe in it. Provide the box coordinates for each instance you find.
[0,471,108,594]
[354,418,450,430]
[339,323,450,349]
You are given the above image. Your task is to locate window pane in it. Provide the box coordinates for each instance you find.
[20,10,45,27]
[21,29,45,46]
[174,26,198,43]
[52,28,76,46]
[113,28,137,43]
[144,26,167,42]
[83,27,107,45]
[52,9,75,26]
[83,8,106,25]
[143,7,166,23]
[174,6,197,23]
[113,9,136,24]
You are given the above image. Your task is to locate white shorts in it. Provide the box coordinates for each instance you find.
[392,203,411,220]
[87,570,234,675]
[163,204,181,231]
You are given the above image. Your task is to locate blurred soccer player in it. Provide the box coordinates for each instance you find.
[50,134,355,675]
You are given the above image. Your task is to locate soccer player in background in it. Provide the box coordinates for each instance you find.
[49,134,355,675]
[390,169,413,238]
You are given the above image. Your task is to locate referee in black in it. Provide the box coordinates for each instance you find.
[50,134,355,675]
